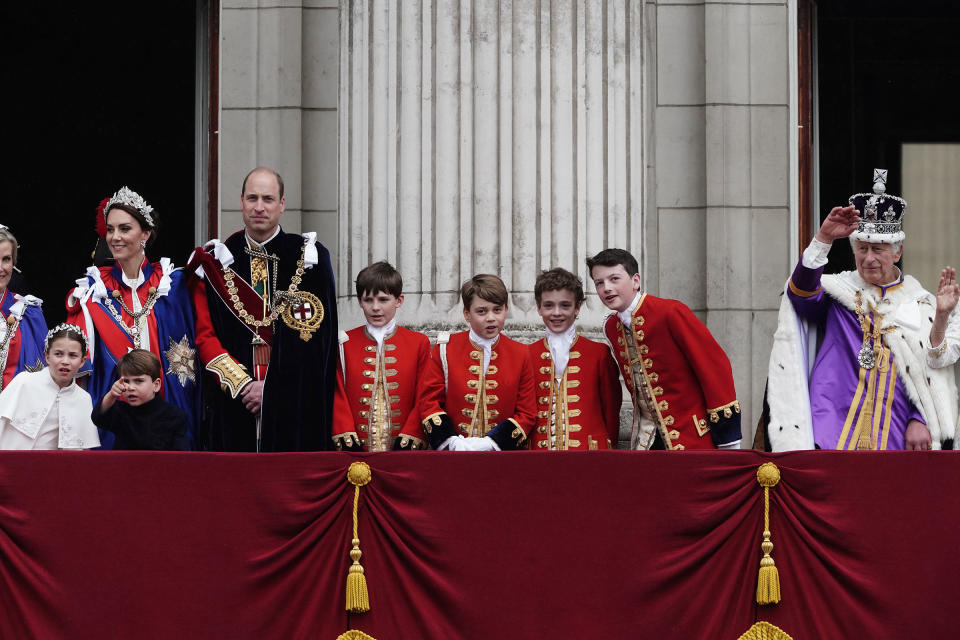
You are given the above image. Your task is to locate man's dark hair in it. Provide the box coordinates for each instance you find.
[534,267,585,306]
[117,349,163,381]
[355,261,403,299]
[585,248,639,277]
[241,167,285,199]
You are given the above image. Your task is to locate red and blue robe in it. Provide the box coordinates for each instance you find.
[1,290,47,389]
[66,258,200,449]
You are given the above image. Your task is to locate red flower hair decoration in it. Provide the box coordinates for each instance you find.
[94,197,110,238]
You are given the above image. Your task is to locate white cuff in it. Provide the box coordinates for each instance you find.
[717,439,742,450]
[801,238,832,269]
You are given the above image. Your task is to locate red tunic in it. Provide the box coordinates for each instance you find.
[603,294,741,450]
[527,335,622,450]
[421,331,537,445]
[332,326,432,450]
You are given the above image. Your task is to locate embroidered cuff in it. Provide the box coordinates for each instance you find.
[205,353,253,399]
[392,434,426,450]
[333,432,363,452]
[486,418,527,451]
[423,413,456,449]
[707,401,742,446]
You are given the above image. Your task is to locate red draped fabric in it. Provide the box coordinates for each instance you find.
[0,451,957,639]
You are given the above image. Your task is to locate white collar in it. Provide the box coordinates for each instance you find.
[469,329,498,372]
[121,268,145,290]
[545,324,577,374]
[366,318,397,350]
[617,291,644,326]
[246,227,281,248]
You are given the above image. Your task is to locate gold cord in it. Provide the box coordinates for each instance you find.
[345,462,372,613]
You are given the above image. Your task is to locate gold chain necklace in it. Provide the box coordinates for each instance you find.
[105,286,160,349]
[0,311,21,392]
[223,246,306,328]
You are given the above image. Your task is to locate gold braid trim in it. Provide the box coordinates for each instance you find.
[707,400,741,423]
[396,434,426,450]
[421,412,445,434]
[507,417,528,447]
[333,432,361,450]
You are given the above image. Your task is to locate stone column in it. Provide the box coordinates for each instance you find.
[338,0,648,333]
[652,0,794,436]
[220,0,339,248]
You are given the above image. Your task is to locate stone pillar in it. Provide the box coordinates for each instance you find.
[220,0,339,248]
[652,0,794,436]
[338,0,648,332]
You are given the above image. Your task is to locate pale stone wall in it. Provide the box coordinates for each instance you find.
[338,0,647,337]
[220,0,339,244]
[652,0,793,440]
[218,0,798,445]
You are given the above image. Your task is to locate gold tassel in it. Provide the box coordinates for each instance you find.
[736,621,794,640]
[336,631,378,640]
[755,462,782,605]
[345,461,373,613]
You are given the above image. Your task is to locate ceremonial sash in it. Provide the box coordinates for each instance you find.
[187,249,274,346]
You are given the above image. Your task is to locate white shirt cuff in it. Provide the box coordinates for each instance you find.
[801,238,832,269]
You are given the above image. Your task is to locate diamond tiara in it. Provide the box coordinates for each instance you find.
[104,186,155,228]
[45,323,88,352]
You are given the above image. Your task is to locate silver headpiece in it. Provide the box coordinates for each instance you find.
[104,186,155,228]
[848,168,907,244]
[45,323,88,352]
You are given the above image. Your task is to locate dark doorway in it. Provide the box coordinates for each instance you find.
[815,0,960,272]
[0,2,198,325]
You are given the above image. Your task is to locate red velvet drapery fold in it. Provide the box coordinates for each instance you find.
[1,451,957,639]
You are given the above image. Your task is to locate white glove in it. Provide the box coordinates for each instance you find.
[458,436,499,452]
[717,439,742,450]
[439,435,464,451]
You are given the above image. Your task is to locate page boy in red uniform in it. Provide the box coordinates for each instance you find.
[332,261,433,451]
[528,268,622,450]
[420,274,536,451]
[587,249,741,450]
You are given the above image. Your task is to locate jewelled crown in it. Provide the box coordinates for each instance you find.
[45,323,87,352]
[847,168,906,244]
[104,186,155,228]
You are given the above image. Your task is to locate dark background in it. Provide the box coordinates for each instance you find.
[1,2,197,325]
[816,0,960,272]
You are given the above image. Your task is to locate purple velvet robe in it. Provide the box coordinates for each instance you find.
[787,261,924,450]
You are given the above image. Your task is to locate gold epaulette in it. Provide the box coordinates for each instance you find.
[708,400,741,423]
[205,353,253,398]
